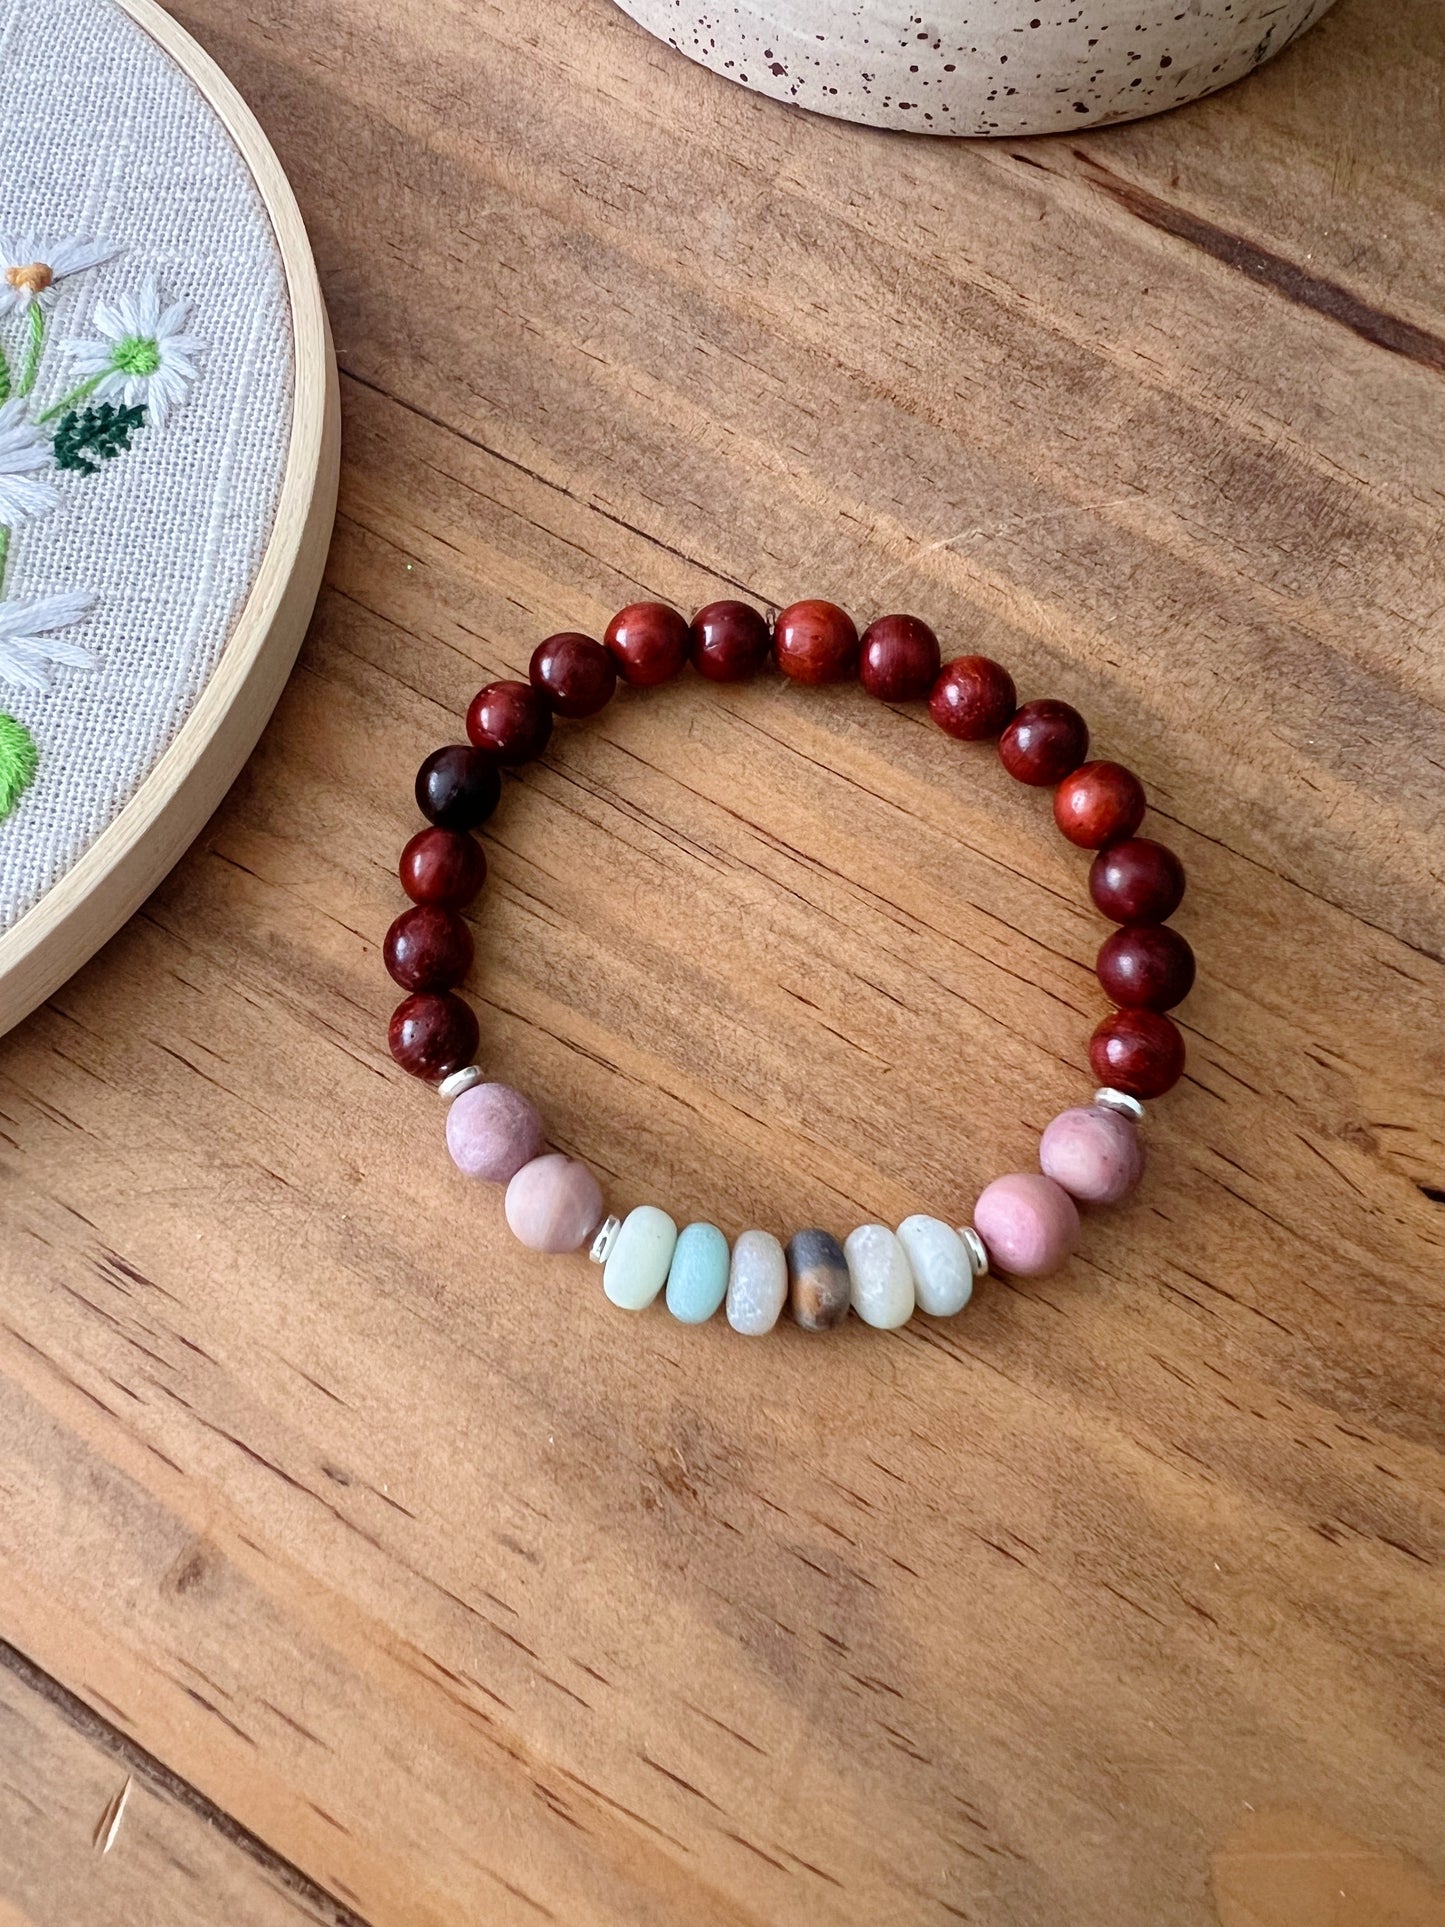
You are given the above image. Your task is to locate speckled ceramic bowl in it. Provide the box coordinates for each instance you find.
[614,0,1338,134]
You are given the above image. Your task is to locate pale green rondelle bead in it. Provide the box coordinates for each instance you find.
[665,1222,730,1324]
[603,1205,678,1311]
[897,1215,974,1317]
[844,1223,915,1329]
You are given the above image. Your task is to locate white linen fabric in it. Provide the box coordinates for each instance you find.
[0,0,293,932]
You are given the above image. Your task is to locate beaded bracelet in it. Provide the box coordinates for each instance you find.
[384,600,1193,1334]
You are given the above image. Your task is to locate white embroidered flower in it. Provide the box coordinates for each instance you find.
[64,279,202,427]
[0,590,95,692]
[0,399,58,524]
[0,235,119,314]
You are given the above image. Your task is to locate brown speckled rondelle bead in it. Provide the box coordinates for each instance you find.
[1052,760,1146,848]
[998,700,1090,786]
[604,602,690,686]
[928,655,1017,740]
[1088,1008,1185,1099]
[388,991,480,1084]
[529,632,617,718]
[690,600,771,682]
[859,614,941,702]
[399,827,487,909]
[786,1228,851,1331]
[466,679,553,765]
[384,905,474,994]
[773,600,859,685]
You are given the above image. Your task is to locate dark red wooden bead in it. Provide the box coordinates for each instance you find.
[773,600,859,685]
[1096,924,1195,1011]
[1053,760,1146,849]
[384,906,474,993]
[466,679,553,765]
[690,600,771,682]
[415,745,501,830]
[388,991,480,1083]
[529,632,616,717]
[928,656,1018,741]
[1088,838,1186,925]
[859,614,941,703]
[399,827,487,909]
[604,602,690,686]
[1088,1008,1185,1099]
[998,700,1089,786]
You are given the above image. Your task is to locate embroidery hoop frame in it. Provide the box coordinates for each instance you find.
[0,0,339,1035]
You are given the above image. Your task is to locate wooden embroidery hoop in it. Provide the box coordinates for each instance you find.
[0,0,339,1036]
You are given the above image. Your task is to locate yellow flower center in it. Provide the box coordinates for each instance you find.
[5,262,53,294]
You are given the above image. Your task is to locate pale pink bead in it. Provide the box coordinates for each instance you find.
[504,1153,604,1253]
[1039,1104,1144,1205]
[973,1173,1079,1277]
[446,1082,544,1183]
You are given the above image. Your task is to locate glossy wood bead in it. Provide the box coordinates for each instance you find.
[998,699,1089,785]
[690,599,771,682]
[604,601,690,686]
[398,827,486,908]
[415,744,501,830]
[529,631,617,717]
[928,655,1017,740]
[1089,1008,1185,1099]
[786,1228,851,1330]
[773,600,859,685]
[859,613,940,702]
[1096,924,1195,1010]
[1088,837,1186,925]
[383,905,473,993]
[466,679,553,765]
[388,991,480,1083]
[1053,760,1146,848]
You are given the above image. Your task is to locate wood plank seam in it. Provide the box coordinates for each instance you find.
[0,1633,372,1927]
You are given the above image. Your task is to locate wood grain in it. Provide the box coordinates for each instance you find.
[1,0,1442,1922]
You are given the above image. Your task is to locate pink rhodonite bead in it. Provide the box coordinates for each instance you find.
[1038,1104,1144,1206]
[504,1153,604,1253]
[973,1173,1080,1277]
[446,1082,545,1184]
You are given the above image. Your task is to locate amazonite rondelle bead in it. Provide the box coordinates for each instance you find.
[726,1230,787,1335]
[844,1224,915,1329]
[603,1205,678,1311]
[666,1222,730,1324]
[897,1215,974,1317]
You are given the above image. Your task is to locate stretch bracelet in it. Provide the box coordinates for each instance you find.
[383,599,1193,1334]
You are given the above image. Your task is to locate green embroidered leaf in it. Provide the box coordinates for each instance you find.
[0,713,38,819]
[53,401,147,477]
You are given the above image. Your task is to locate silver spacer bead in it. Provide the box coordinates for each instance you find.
[437,1065,484,1100]
[1093,1086,1144,1124]
[957,1225,989,1278]
[588,1214,622,1264]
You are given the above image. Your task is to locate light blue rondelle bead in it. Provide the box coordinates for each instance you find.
[664,1222,730,1324]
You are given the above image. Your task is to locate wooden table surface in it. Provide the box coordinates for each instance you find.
[3,0,1443,1922]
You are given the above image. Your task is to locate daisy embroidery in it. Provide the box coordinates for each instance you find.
[60,277,203,428]
[0,235,119,315]
[0,246,202,820]
[0,398,59,524]
[0,589,95,694]
[0,234,118,397]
